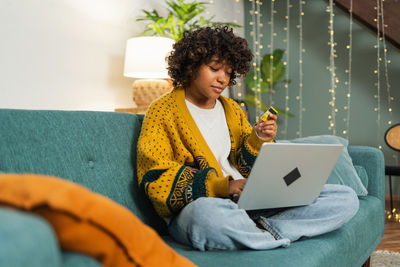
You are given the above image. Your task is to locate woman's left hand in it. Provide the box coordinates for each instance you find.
[255,113,278,142]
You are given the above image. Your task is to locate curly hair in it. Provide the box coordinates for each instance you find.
[167,26,253,89]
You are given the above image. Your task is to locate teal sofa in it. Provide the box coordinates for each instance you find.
[0,109,385,267]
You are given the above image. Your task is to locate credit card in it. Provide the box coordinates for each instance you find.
[260,106,278,121]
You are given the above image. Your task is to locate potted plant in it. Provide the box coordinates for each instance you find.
[136,0,241,41]
[244,49,294,119]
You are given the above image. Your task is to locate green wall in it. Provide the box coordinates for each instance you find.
[244,1,400,193]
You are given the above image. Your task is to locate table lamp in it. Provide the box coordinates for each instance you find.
[123,36,175,113]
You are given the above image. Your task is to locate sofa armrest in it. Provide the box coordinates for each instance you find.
[348,146,385,202]
[0,207,62,267]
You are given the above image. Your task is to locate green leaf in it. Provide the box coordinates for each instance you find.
[148,24,163,35]
[260,54,270,72]
[259,81,270,93]
[220,22,243,28]
[244,71,270,94]
[244,93,267,110]
[275,107,295,117]
[272,49,285,65]
[137,9,162,22]
[260,49,287,88]
[142,29,154,36]
[272,62,285,84]
[156,17,165,25]
[244,72,256,92]
[260,54,272,84]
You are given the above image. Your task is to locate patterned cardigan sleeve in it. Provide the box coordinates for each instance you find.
[136,104,229,218]
[227,99,272,178]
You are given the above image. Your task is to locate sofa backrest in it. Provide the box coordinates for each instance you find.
[0,109,168,235]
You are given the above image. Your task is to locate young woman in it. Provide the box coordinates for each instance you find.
[137,26,359,251]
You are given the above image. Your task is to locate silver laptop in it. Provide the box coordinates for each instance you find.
[237,142,344,210]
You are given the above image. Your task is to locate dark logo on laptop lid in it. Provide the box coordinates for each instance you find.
[283,167,301,186]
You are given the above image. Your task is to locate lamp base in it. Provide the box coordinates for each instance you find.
[132,79,171,111]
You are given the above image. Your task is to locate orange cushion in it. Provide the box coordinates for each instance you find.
[0,173,196,267]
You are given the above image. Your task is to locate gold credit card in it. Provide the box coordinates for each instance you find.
[261,106,278,121]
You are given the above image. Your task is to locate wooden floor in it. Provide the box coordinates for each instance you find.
[375,198,400,253]
[376,221,400,252]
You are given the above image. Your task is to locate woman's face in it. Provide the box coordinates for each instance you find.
[186,57,232,109]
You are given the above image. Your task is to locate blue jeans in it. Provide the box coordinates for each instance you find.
[168,184,359,251]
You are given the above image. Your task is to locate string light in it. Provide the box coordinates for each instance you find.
[268,0,275,106]
[327,0,337,136]
[236,0,243,103]
[297,0,305,137]
[282,0,292,139]
[386,208,400,224]
[250,0,264,120]
[343,0,353,140]
[375,0,382,150]
[379,0,394,129]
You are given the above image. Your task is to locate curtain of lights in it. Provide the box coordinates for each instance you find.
[245,0,394,152]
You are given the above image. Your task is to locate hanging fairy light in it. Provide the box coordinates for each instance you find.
[375,0,382,150]
[379,6,399,168]
[379,0,394,130]
[327,0,337,136]
[386,209,400,224]
[297,0,305,137]
[249,0,264,120]
[343,0,353,140]
[282,0,292,139]
[377,0,398,168]
[268,0,276,106]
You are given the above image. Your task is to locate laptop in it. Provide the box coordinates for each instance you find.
[237,142,344,211]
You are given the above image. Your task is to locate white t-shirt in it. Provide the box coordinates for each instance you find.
[185,99,245,180]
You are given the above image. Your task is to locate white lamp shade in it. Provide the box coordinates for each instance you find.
[123,36,174,79]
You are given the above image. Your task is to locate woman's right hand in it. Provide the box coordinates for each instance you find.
[229,178,247,196]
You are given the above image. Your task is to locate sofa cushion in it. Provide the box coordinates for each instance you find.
[354,165,369,189]
[278,135,368,196]
[0,207,62,267]
[0,173,195,267]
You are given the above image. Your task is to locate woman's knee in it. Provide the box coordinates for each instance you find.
[169,197,245,250]
[323,184,359,219]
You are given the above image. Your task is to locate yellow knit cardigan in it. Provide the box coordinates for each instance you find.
[137,89,269,218]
